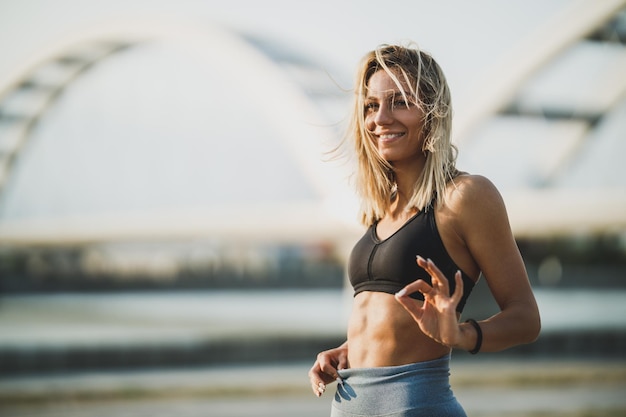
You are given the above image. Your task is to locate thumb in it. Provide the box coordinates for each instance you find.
[337,353,349,371]
[395,291,424,321]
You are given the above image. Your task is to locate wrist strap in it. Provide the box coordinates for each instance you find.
[465,318,482,354]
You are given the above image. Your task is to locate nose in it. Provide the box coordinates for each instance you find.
[375,105,393,125]
[368,105,393,130]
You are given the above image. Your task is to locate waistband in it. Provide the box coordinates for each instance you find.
[337,354,451,380]
[331,354,465,416]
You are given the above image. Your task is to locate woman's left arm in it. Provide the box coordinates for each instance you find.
[395,175,540,352]
[454,175,541,352]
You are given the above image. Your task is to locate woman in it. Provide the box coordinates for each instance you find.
[308,44,541,416]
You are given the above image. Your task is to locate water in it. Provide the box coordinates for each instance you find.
[1,364,625,416]
[0,288,624,349]
[534,288,626,331]
[2,388,625,417]
[0,289,348,349]
[1,289,625,416]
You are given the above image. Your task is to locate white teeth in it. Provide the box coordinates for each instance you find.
[380,133,403,139]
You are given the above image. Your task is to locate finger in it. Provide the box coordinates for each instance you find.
[319,360,339,381]
[432,264,451,297]
[416,255,429,270]
[422,257,451,297]
[416,256,441,293]
[395,293,425,322]
[337,353,349,371]
[417,256,444,280]
[450,270,464,305]
[311,381,325,397]
[432,271,443,294]
[308,366,328,397]
[395,278,432,299]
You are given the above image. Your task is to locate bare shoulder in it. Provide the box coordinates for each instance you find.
[441,173,512,246]
[445,173,505,212]
[432,174,511,280]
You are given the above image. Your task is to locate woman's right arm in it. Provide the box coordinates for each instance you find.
[308,341,349,397]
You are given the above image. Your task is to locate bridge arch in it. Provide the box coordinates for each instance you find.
[0,19,358,245]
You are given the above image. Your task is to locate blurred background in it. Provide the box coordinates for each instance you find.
[0,0,625,416]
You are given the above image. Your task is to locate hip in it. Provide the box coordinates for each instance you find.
[331,355,466,417]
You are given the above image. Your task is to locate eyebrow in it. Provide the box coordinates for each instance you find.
[365,89,402,100]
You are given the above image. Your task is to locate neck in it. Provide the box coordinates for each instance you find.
[388,171,422,219]
[391,159,425,201]
[388,192,418,219]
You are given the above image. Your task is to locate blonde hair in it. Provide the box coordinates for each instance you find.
[349,43,457,226]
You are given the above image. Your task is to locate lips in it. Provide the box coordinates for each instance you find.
[378,132,405,142]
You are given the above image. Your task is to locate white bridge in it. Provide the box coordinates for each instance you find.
[0,1,625,248]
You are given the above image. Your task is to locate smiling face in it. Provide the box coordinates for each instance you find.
[351,45,456,225]
[364,69,426,166]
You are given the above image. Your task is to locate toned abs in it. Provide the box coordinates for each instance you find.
[347,291,452,368]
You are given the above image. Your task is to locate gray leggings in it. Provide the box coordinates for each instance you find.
[330,354,466,417]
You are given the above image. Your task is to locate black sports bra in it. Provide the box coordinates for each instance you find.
[348,206,475,313]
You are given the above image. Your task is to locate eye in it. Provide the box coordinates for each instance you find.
[392,98,411,109]
[364,102,379,113]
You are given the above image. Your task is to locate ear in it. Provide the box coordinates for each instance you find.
[420,116,434,153]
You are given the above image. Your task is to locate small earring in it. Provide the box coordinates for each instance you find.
[390,182,398,201]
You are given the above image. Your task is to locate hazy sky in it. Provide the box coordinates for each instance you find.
[0,0,573,102]
[6,0,620,237]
